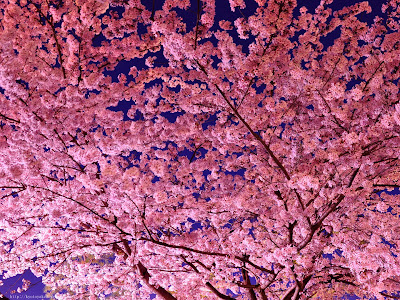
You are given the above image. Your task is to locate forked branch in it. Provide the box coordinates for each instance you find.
[195,60,291,180]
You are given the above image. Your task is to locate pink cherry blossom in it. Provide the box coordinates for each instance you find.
[0,0,399,299]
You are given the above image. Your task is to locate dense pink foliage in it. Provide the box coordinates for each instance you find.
[0,0,400,299]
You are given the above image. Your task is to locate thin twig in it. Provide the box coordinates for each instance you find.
[194,0,201,50]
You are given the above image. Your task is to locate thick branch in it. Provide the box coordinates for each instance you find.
[297,194,345,251]
[259,288,268,300]
[205,282,235,300]
[137,261,177,300]
[281,286,296,300]
[150,0,155,21]
[181,255,200,273]
[241,268,257,300]
[347,167,360,188]
[380,292,400,299]
[298,165,360,250]
[373,184,400,188]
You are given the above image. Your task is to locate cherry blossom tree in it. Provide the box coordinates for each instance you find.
[0,0,400,299]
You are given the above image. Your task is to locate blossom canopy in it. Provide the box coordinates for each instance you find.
[0,0,400,299]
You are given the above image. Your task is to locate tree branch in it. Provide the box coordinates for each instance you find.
[194,0,201,50]
[380,292,400,299]
[136,261,177,300]
[150,0,155,21]
[29,1,66,78]
[140,237,274,274]
[0,113,20,123]
[205,282,235,300]
[195,60,290,179]
[297,194,345,251]
[241,267,257,300]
